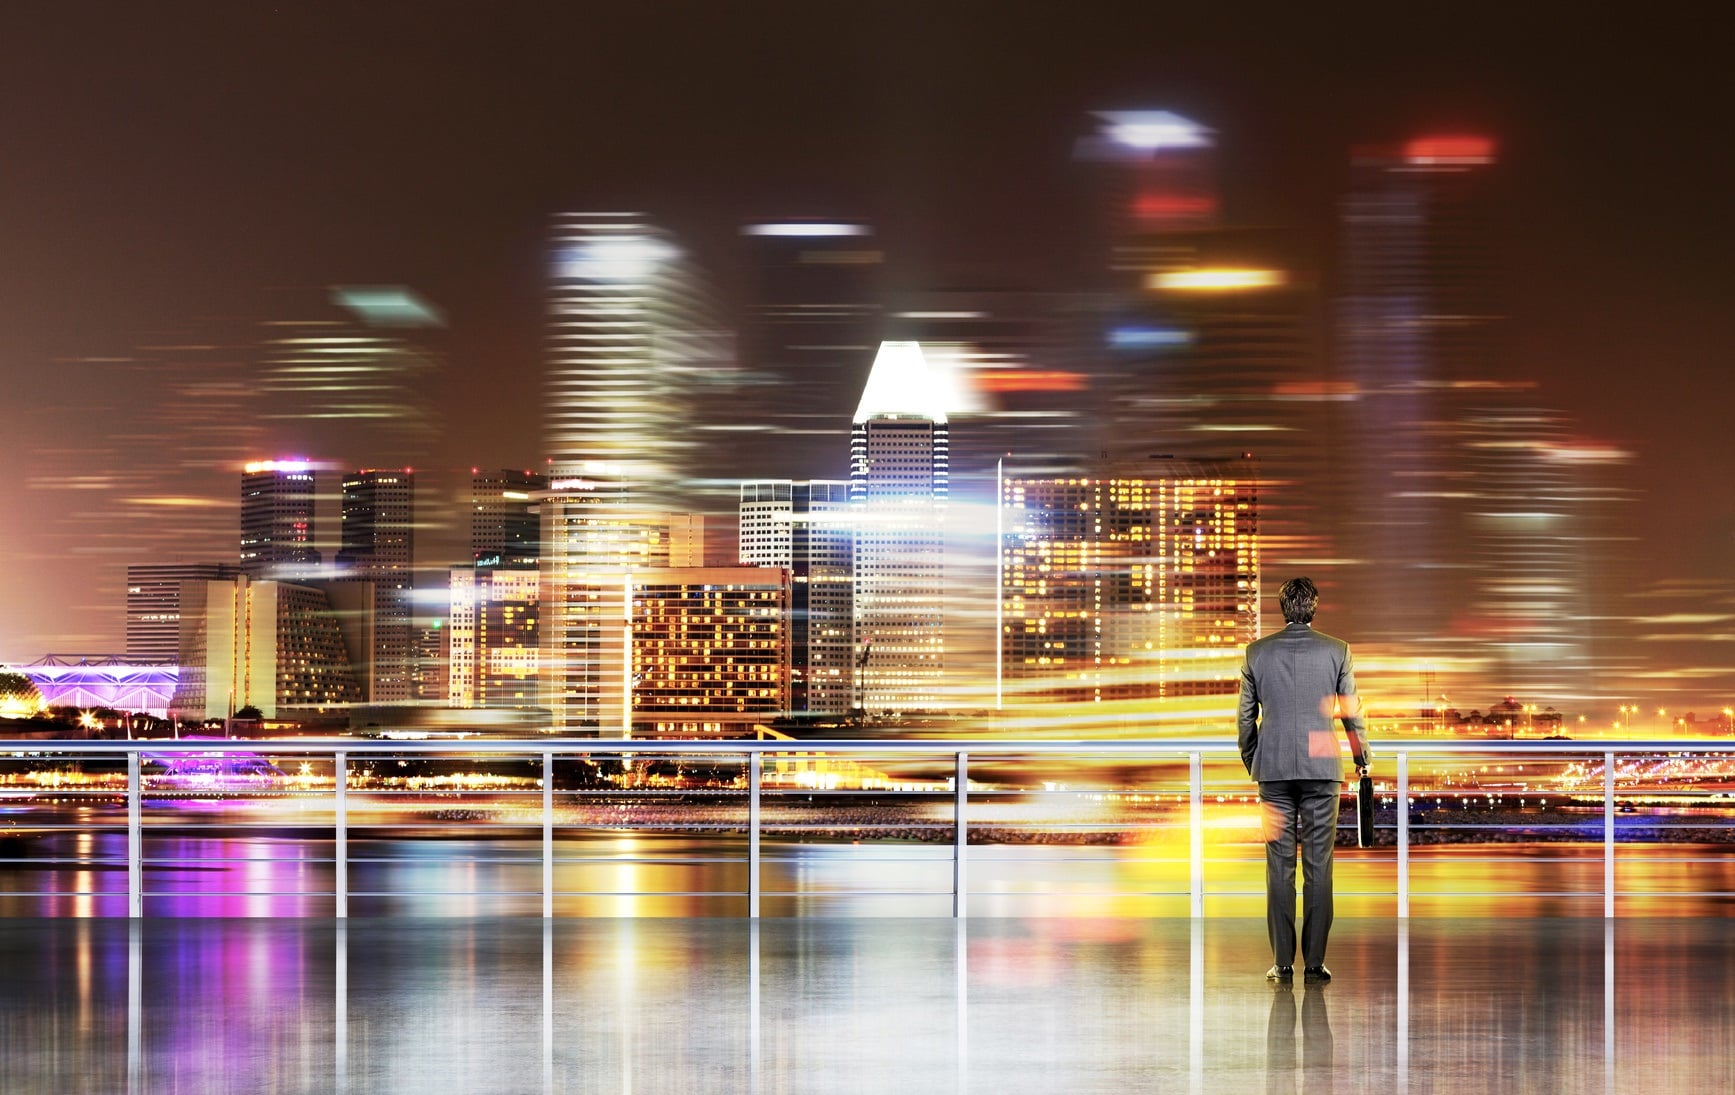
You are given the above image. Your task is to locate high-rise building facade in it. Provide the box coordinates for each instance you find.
[545,213,732,506]
[171,575,365,720]
[628,566,790,738]
[1001,462,1259,709]
[336,469,415,702]
[470,469,548,568]
[1336,136,1501,651]
[850,342,948,714]
[257,286,444,472]
[739,480,854,716]
[239,460,322,580]
[125,563,242,663]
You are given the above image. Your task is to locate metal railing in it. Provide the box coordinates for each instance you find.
[0,737,1730,918]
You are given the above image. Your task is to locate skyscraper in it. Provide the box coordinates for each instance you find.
[1336,136,1501,651]
[239,460,322,580]
[336,469,415,703]
[256,286,445,472]
[850,342,948,714]
[545,213,732,506]
[1078,111,1330,627]
[731,221,884,481]
[469,469,548,568]
[739,480,854,716]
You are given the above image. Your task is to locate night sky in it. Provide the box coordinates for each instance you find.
[3,2,1731,702]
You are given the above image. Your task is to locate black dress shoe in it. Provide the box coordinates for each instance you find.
[1303,965,1331,984]
[1266,965,1294,983]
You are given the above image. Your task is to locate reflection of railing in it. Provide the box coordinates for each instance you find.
[0,738,1731,918]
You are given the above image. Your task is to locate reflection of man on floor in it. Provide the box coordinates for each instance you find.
[1238,577,1371,984]
[1266,984,1334,1095]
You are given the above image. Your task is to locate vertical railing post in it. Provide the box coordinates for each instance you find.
[543,751,554,919]
[954,752,968,919]
[127,749,142,919]
[749,751,762,918]
[1397,751,1410,919]
[1188,752,1203,919]
[335,751,348,919]
[1604,750,1616,919]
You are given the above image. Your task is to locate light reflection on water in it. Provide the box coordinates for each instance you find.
[1,829,1733,917]
[1,916,1733,1093]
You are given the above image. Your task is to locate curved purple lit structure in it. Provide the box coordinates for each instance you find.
[14,654,179,716]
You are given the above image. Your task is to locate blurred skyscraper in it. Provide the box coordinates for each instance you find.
[1079,111,1333,628]
[257,286,445,471]
[739,480,854,717]
[545,213,733,507]
[850,342,948,714]
[1336,137,1502,653]
[729,222,884,481]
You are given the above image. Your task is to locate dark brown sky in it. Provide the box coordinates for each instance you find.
[3,2,1732,696]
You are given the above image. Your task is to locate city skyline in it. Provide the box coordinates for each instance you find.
[2,3,1731,712]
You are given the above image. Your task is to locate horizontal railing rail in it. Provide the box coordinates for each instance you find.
[0,736,1729,918]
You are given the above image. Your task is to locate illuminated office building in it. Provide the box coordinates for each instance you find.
[739,481,854,716]
[850,342,948,714]
[628,567,789,738]
[336,469,415,703]
[733,221,884,481]
[470,469,548,568]
[125,563,241,663]
[537,476,705,732]
[545,213,732,506]
[1001,462,1259,706]
[171,575,366,721]
[446,567,541,709]
[239,460,323,580]
[1336,136,1502,649]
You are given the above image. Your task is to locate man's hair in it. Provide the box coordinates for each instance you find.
[1279,577,1319,624]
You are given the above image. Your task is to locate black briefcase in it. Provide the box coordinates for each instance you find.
[1355,774,1375,848]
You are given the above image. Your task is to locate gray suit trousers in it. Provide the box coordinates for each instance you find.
[1260,779,1341,967]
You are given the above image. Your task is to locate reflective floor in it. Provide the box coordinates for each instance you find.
[0,917,1729,1094]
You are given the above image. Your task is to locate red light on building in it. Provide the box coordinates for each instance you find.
[1132,193,1218,220]
[973,370,1088,394]
[1404,136,1495,165]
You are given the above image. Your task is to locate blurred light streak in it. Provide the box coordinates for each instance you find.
[1149,268,1288,292]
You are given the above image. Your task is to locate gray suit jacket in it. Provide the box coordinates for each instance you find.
[1237,622,1370,782]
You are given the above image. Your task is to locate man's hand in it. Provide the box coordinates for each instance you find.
[1354,755,1369,780]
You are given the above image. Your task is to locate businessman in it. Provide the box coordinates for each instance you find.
[1237,577,1370,985]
